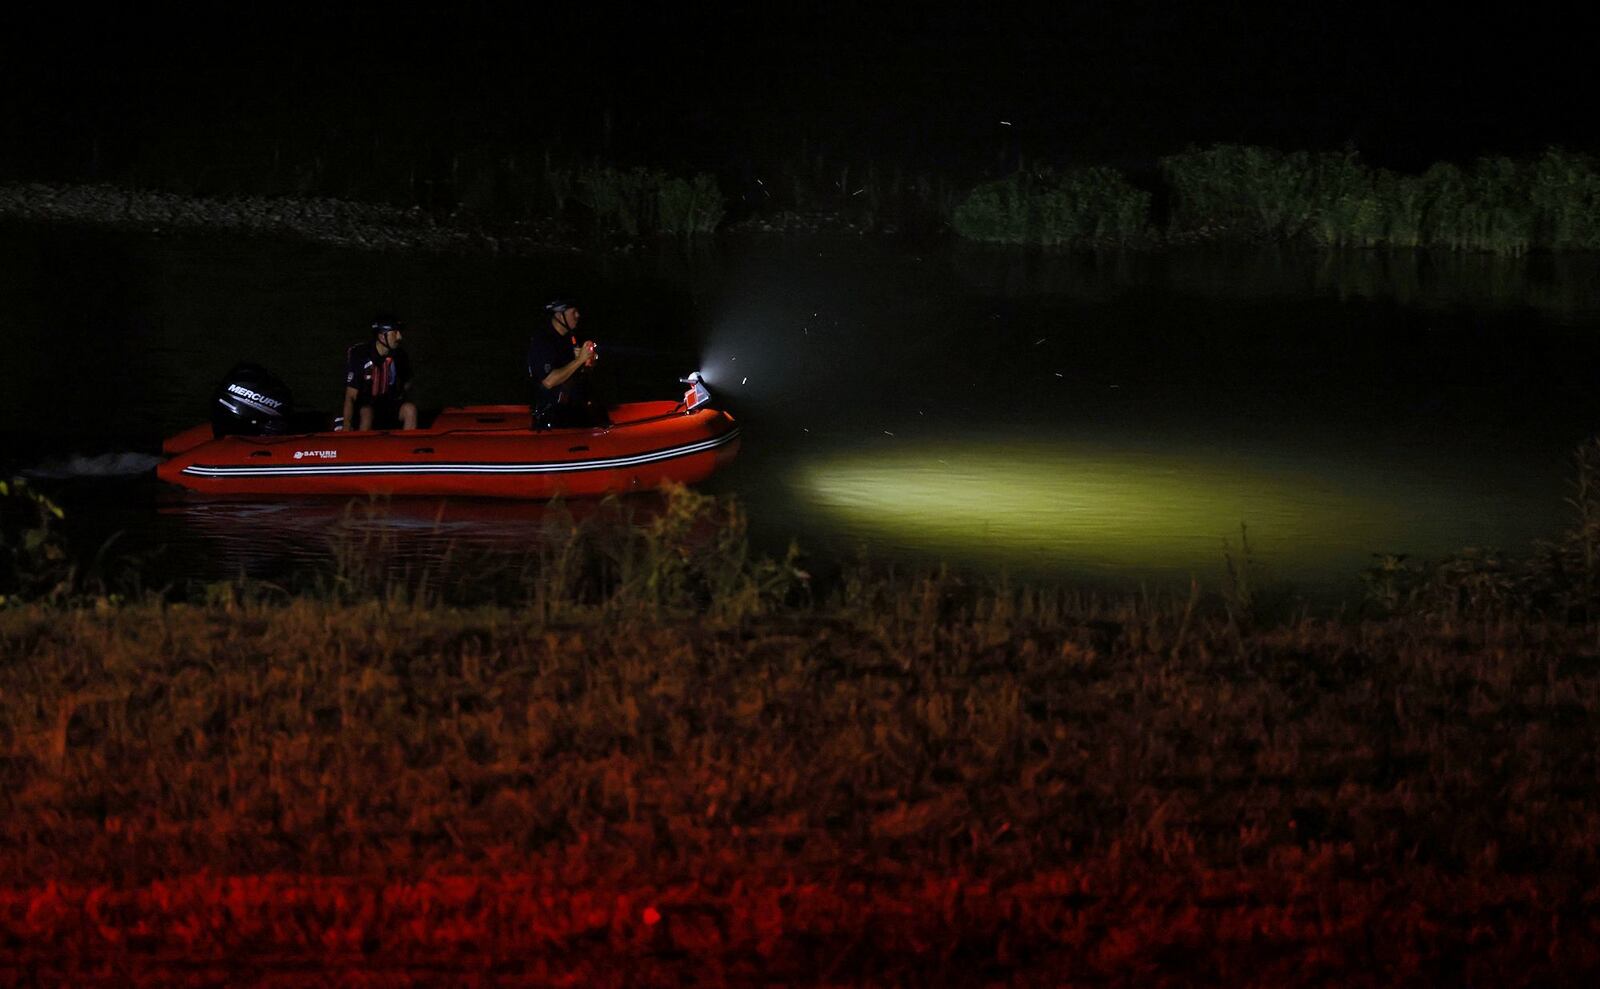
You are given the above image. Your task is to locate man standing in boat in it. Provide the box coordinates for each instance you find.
[528,299,607,429]
[341,313,418,431]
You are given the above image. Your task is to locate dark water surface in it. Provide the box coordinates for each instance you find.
[4,222,1600,599]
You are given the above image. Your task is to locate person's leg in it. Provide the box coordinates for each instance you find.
[364,402,404,430]
[357,406,375,430]
[399,402,418,430]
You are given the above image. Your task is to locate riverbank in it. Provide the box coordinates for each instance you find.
[3,590,1598,985]
[5,470,1600,982]
[0,181,870,257]
[0,181,577,255]
[14,138,1600,256]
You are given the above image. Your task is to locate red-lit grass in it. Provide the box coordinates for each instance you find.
[6,859,1596,986]
[3,596,1599,984]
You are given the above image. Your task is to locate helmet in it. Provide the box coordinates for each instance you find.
[371,312,404,337]
[543,299,577,317]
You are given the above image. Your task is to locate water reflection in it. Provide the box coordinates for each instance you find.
[795,435,1541,590]
[154,495,652,584]
[951,242,1600,321]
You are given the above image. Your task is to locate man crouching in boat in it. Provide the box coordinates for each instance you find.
[341,313,418,430]
[528,299,608,429]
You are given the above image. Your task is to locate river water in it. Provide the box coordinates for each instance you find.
[4,222,1599,599]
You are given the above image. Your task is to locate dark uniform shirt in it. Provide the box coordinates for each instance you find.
[345,342,412,408]
[527,328,587,412]
[527,328,608,429]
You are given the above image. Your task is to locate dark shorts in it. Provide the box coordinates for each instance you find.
[357,397,408,429]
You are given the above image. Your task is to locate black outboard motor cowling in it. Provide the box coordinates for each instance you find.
[211,363,294,438]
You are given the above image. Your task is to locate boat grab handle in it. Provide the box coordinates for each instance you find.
[250,450,271,458]
[568,445,589,452]
[412,447,434,454]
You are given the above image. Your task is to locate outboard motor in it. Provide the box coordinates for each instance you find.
[211,363,294,438]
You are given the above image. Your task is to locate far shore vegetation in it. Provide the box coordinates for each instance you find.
[4,441,1600,982]
[7,143,1600,253]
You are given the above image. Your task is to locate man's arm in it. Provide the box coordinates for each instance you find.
[539,342,596,390]
[341,346,361,429]
[397,351,415,401]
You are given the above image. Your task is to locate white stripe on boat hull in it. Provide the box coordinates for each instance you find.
[181,428,739,479]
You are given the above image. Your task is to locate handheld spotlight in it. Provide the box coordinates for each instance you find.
[680,371,712,412]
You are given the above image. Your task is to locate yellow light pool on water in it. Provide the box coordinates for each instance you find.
[797,438,1436,581]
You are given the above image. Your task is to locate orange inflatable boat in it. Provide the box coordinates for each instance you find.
[157,370,739,499]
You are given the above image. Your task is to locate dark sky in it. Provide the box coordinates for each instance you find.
[3,1,1597,177]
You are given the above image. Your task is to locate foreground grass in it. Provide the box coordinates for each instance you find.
[3,589,1599,984]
